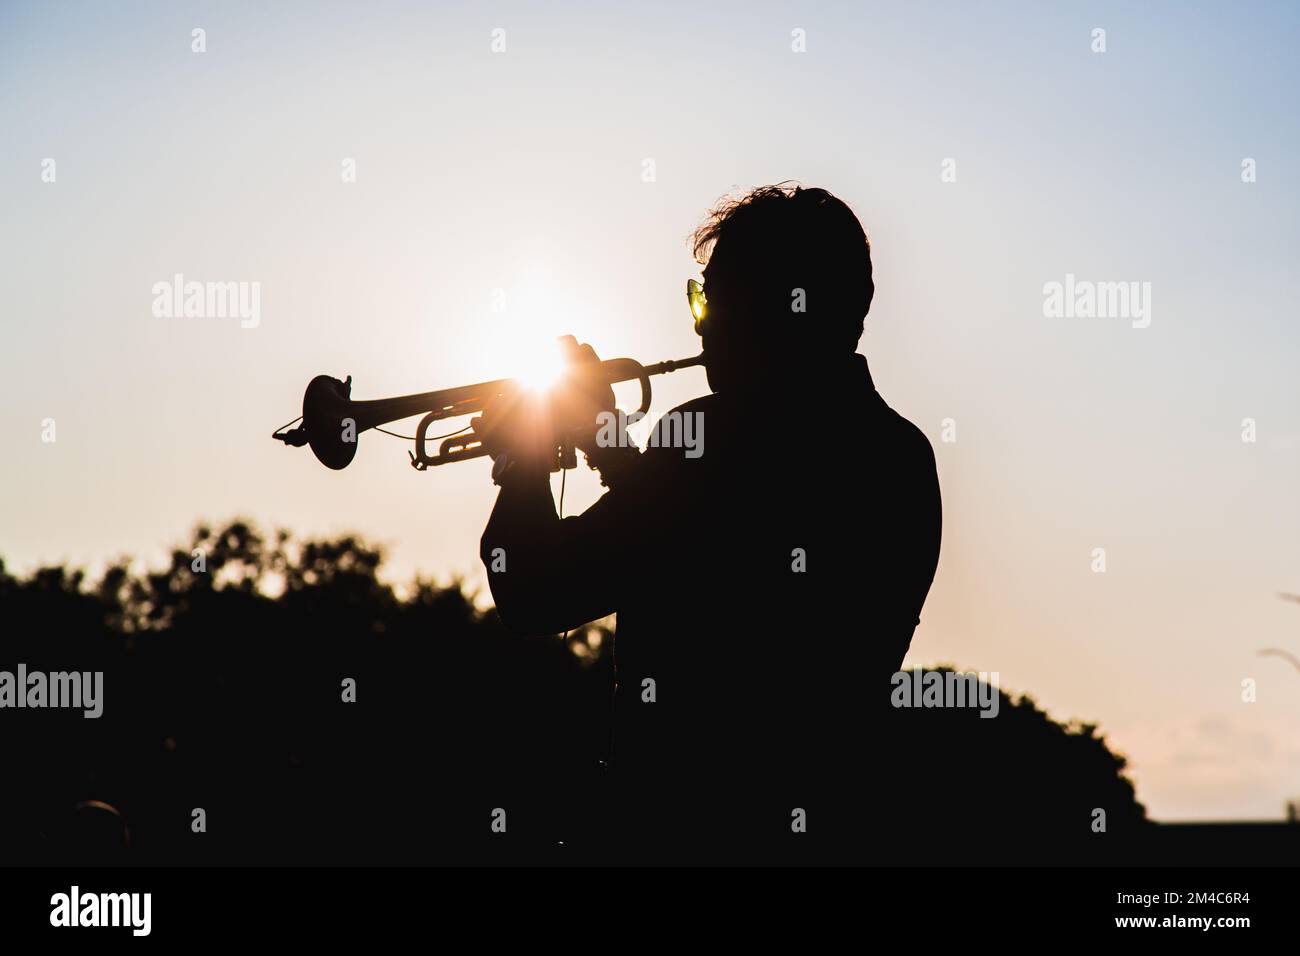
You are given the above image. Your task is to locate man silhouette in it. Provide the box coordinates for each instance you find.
[480,184,941,863]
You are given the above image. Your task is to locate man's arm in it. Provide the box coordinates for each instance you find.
[476,338,649,635]
[479,450,641,635]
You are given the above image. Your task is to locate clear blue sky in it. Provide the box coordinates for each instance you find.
[3,1,1299,820]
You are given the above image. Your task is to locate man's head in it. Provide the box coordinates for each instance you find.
[691,184,874,393]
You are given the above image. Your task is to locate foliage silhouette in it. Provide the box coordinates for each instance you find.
[0,520,1144,865]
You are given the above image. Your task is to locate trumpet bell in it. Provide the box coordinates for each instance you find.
[303,374,359,470]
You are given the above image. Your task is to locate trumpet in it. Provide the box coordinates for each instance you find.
[272,350,705,471]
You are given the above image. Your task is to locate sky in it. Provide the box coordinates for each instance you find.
[2,0,1299,821]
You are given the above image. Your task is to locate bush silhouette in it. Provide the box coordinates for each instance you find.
[878,668,1147,863]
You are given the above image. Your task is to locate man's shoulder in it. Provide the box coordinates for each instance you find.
[646,393,723,444]
[877,402,937,467]
[663,393,721,418]
[636,394,718,466]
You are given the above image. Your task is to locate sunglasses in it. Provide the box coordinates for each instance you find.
[686,278,708,334]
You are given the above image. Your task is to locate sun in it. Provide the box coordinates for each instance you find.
[505,334,568,393]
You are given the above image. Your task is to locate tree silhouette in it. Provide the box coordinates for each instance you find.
[0,520,1144,864]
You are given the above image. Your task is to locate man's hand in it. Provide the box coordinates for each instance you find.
[472,389,552,469]
[551,336,615,455]
[471,336,615,472]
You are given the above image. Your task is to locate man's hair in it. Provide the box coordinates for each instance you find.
[691,183,874,348]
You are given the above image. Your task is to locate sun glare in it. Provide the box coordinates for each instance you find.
[510,336,568,392]
[464,258,601,396]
